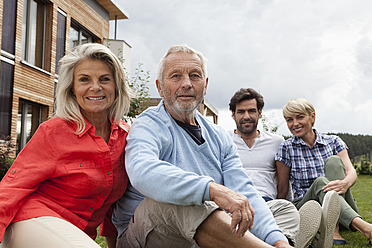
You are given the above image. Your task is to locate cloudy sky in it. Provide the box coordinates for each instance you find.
[110,0,372,136]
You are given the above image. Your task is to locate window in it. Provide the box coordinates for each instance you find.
[16,100,45,153]
[21,0,52,70]
[0,0,17,136]
[55,8,67,73]
[1,0,17,54]
[0,60,14,136]
[69,20,99,51]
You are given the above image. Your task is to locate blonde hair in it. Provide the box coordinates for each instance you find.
[283,98,315,121]
[55,43,134,134]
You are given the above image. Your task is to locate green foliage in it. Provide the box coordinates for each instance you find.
[95,232,107,248]
[355,155,372,175]
[329,133,372,161]
[0,135,14,181]
[126,63,150,121]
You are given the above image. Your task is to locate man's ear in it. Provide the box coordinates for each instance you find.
[156,80,164,97]
[258,109,262,119]
[203,78,209,95]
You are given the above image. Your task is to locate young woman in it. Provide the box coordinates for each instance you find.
[275,98,372,247]
[0,43,134,248]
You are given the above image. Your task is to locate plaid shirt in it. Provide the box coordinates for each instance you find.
[275,129,347,200]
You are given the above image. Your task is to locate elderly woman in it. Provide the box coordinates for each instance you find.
[0,43,133,248]
[275,98,372,247]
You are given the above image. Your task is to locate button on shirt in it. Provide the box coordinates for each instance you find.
[0,117,129,242]
[275,129,347,200]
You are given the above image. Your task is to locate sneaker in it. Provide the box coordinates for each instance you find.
[296,200,322,248]
[318,191,341,248]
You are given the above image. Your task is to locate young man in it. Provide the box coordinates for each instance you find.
[110,46,293,248]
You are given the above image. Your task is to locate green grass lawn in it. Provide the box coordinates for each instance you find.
[333,174,372,247]
[95,175,372,247]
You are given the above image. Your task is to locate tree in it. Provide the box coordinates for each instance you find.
[329,133,372,161]
[126,63,150,121]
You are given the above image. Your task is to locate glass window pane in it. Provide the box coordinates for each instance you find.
[0,61,14,136]
[69,26,79,50]
[16,102,24,153]
[35,1,45,68]
[70,20,99,49]
[1,0,17,54]
[55,11,66,73]
[81,33,89,44]
[21,0,29,60]
[22,0,46,68]
[28,0,38,65]
[16,101,41,153]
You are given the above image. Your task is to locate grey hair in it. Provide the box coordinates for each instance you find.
[156,44,208,85]
[55,43,134,134]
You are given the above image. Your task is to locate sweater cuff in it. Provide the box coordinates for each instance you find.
[265,230,288,246]
[203,180,214,202]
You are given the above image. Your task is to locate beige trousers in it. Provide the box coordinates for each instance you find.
[117,197,219,248]
[267,199,300,245]
[0,217,100,248]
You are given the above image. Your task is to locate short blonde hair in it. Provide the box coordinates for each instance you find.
[283,98,315,119]
[55,43,134,134]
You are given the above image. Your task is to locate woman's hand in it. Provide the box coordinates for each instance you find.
[323,150,357,194]
[322,179,350,195]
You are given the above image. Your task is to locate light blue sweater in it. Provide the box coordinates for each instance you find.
[113,101,286,245]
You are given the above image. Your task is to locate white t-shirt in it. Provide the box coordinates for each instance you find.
[229,130,292,200]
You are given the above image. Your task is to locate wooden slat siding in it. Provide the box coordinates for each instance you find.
[68,0,109,41]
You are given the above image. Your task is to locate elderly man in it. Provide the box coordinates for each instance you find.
[111,45,293,248]
[228,88,322,248]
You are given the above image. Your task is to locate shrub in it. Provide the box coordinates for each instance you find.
[355,155,372,175]
[0,135,14,181]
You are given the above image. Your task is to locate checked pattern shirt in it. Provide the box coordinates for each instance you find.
[275,129,347,200]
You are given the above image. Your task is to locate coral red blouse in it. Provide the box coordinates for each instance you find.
[0,117,129,242]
